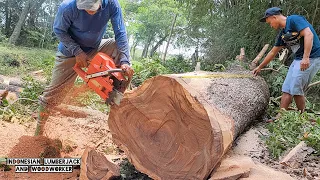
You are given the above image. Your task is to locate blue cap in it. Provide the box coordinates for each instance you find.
[260,7,282,22]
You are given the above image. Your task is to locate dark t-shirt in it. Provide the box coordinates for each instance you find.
[275,15,320,59]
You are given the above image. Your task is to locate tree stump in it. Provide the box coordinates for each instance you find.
[108,71,269,180]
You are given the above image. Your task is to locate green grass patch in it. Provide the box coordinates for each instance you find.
[264,110,320,159]
[0,45,55,78]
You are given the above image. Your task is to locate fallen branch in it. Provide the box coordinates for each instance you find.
[261,65,284,73]
[235,48,246,62]
[3,98,37,112]
[307,81,320,89]
[249,44,270,70]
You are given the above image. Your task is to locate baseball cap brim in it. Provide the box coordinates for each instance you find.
[77,0,101,11]
[259,16,268,22]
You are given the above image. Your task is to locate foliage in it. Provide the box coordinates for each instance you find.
[264,110,320,159]
[0,32,6,42]
[260,60,289,98]
[124,0,186,58]
[0,45,55,79]
[119,159,152,180]
[0,76,42,124]
[163,55,193,73]
[132,58,169,86]
[19,76,45,104]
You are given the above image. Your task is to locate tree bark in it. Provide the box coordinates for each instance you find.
[108,71,269,180]
[28,0,46,27]
[8,0,46,45]
[141,36,152,58]
[5,0,11,36]
[162,13,178,62]
[8,0,32,45]
[131,41,138,61]
[149,35,168,57]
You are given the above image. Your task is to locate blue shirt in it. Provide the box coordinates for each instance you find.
[53,0,130,65]
[275,15,320,59]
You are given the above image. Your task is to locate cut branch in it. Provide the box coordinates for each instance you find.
[249,44,270,70]
[261,65,284,73]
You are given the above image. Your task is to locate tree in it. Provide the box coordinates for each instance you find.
[8,0,46,45]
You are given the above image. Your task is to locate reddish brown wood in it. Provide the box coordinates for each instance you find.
[109,71,269,179]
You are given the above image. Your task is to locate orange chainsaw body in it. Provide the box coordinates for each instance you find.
[73,52,126,101]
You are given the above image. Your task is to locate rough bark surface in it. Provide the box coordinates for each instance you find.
[108,70,269,180]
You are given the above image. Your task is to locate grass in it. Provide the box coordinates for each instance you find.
[0,44,55,78]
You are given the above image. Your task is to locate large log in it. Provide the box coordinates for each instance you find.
[108,71,269,180]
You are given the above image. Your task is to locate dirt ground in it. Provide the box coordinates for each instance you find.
[228,124,320,180]
[0,103,319,180]
[0,104,125,180]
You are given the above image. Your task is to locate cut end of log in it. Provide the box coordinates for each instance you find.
[109,75,224,179]
[80,147,120,180]
[108,72,269,179]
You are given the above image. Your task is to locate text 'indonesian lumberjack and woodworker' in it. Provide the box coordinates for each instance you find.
[3,158,81,173]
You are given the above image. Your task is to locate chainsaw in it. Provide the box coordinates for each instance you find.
[73,52,131,106]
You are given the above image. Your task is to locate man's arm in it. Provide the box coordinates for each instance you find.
[109,0,130,65]
[253,46,283,76]
[53,5,83,56]
[53,5,88,67]
[299,27,313,71]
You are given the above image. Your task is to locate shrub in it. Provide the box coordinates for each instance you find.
[264,110,320,159]
[132,58,169,86]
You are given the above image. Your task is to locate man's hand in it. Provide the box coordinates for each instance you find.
[121,64,134,78]
[300,58,310,71]
[76,52,88,68]
[252,66,262,76]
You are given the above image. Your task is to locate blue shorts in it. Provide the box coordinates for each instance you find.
[282,57,320,96]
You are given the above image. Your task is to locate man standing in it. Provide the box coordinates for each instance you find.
[35,0,134,136]
[253,7,320,116]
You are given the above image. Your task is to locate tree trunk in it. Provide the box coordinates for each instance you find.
[162,13,178,62]
[149,35,168,57]
[141,37,152,58]
[5,0,10,36]
[28,0,46,27]
[9,0,46,45]
[108,70,269,180]
[131,41,138,61]
[8,0,32,45]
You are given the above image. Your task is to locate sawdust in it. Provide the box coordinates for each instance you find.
[1,136,80,180]
[0,104,123,180]
[8,136,61,158]
[0,121,34,157]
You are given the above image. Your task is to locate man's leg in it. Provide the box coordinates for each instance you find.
[293,95,305,112]
[278,60,296,116]
[88,39,121,66]
[280,92,292,110]
[35,52,78,136]
[290,57,320,113]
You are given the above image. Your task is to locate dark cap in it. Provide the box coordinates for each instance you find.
[260,7,282,22]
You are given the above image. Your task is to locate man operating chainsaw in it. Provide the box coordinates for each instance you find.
[35,0,133,136]
[253,7,320,119]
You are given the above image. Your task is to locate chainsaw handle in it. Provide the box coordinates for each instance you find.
[107,68,125,73]
[73,63,87,80]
